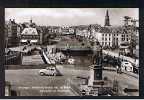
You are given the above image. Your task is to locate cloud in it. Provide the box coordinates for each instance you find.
[6,8,97,19]
[5,8,138,26]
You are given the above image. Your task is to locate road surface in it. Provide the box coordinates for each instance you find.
[5,65,139,96]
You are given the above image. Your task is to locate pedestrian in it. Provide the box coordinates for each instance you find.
[116,65,119,73]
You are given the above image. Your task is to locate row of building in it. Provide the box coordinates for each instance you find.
[76,24,138,48]
[5,10,139,52]
[5,19,43,47]
[75,10,139,49]
[5,19,76,47]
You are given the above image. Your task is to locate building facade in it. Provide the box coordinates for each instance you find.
[74,10,138,50]
[94,25,136,49]
[61,26,74,35]
[5,19,20,47]
[20,20,42,44]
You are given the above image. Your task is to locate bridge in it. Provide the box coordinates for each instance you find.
[8,45,41,53]
[56,45,93,56]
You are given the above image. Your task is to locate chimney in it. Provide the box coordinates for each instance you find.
[124,16,131,26]
[13,19,15,22]
[30,18,32,23]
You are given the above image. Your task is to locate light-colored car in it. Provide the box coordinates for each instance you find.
[121,61,133,72]
[39,67,57,76]
[68,58,75,64]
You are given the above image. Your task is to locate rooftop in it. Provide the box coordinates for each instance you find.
[21,27,38,35]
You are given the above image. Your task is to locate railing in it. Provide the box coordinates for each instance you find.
[5,52,20,60]
[5,52,22,65]
[56,45,92,50]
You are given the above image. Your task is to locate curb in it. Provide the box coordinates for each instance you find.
[103,67,138,79]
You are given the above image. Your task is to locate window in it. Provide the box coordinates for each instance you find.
[127,38,129,41]
[25,31,28,34]
[109,38,110,41]
[32,31,35,34]
[121,38,125,41]
[117,34,118,36]
[114,34,115,36]
[105,34,107,36]
[105,38,107,41]
[109,34,111,36]
[102,37,104,40]
[102,42,104,45]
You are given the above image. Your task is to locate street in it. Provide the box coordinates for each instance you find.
[5,68,76,96]
[5,64,139,96]
[4,8,139,97]
[5,34,139,96]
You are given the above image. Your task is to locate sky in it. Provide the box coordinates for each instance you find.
[5,8,138,26]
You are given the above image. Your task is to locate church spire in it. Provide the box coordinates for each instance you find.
[104,10,110,26]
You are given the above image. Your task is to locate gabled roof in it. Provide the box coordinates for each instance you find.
[99,26,135,34]
[21,27,38,35]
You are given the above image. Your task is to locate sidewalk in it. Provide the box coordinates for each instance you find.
[22,54,44,65]
[103,50,138,66]
[9,45,26,52]
[9,45,40,53]
[103,67,139,79]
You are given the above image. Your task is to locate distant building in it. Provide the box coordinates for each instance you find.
[94,25,137,49]
[47,26,61,34]
[5,19,20,47]
[20,27,39,43]
[75,24,101,40]
[61,26,74,35]
[20,19,42,44]
[74,10,139,50]
[41,26,61,44]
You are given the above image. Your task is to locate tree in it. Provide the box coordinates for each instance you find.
[128,26,137,57]
[129,37,137,57]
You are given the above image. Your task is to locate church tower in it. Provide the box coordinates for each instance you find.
[104,10,110,26]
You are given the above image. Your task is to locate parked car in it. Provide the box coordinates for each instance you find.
[39,67,57,76]
[121,61,133,72]
[133,59,139,74]
[68,58,75,64]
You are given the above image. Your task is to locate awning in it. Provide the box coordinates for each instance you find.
[20,39,38,43]
[31,40,38,43]
[21,39,27,42]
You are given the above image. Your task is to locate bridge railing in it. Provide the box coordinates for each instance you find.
[5,52,20,60]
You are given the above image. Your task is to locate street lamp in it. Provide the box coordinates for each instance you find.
[92,40,103,80]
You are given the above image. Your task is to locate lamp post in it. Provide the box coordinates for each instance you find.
[87,40,103,95]
[92,40,103,80]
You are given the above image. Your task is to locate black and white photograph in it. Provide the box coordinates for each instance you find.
[5,8,139,96]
